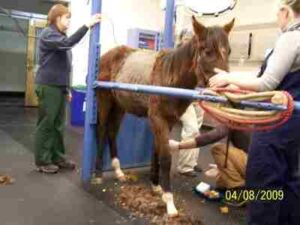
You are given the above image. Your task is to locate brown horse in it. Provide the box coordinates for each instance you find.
[95,16,234,216]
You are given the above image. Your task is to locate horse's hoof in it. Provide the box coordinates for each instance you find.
[115,170,126,182]
[167,207,179,218]
[115,168,126,182]
[151,184,163,195]
[162,192,179,217]
[167,211,179,218]
[112,158,126,182]
[117,174,127,182]
[91,177,103,185]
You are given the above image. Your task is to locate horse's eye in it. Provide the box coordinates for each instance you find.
[204,49,212,56]
[205,49,214,57]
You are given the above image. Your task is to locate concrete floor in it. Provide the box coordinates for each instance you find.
[0,96,246,225]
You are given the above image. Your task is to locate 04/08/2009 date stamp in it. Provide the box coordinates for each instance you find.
[225,189,284,202]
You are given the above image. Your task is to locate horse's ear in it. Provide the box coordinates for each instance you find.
[192,16,207,40]
[223,18,235,34]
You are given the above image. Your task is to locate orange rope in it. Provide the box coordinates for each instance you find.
[198,88,295,131]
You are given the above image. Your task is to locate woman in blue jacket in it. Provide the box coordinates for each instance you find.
[35,4,101,173]
[209,0,300,224]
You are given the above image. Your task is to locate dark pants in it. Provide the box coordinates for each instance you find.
[246,114,300,225]
[34,85,66,166]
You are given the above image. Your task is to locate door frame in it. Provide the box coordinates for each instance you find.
[25,19,46,107]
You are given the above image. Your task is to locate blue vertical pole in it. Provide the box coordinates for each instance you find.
[163,0,175,48]
[82,0,102,183]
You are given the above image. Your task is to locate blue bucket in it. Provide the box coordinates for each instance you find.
[70,89,86,126]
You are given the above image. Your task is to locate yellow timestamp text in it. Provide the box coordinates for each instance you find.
[225,189,284,202]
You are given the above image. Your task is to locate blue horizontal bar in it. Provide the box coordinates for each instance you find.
[94,81,300,112]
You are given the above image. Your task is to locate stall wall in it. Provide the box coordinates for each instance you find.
[70,0,164,86]
[0,15,28,92]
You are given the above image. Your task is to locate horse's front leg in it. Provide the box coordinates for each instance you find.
[149,113,178,217]
[151,147,163,195]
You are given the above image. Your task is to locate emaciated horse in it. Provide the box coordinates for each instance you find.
[95,16,234,216]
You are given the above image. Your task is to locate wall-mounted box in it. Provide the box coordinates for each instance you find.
[127,28,161,51]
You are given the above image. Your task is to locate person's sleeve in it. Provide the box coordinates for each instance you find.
[42,25,89,50]
[259,32,300,91]
[195,124,229,147]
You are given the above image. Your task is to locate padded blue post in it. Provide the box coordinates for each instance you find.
[82,0,102,183]
[163,0,175,48]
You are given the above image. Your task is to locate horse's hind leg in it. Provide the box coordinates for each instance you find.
[107,105,126,181]
[95,91,112,182]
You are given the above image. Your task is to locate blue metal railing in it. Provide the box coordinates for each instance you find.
[94,81,300,111]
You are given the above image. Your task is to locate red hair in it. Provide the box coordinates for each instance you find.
[47,4,71,25]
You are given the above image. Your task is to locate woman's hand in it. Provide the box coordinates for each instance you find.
[169,140,180,152]
[226,84,240,90]
[86,14,102,28]
[209,68,231,88]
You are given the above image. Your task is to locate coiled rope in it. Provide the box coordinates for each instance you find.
[199,88,295,131]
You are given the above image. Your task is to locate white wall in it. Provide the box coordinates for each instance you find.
[175,0,281,62]
[69,0,91,87]
[70,0,164,86]
[200,0,278,26]
[176,0,279,29]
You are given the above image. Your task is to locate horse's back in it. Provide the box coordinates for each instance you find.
[112,50,159,116]
[114,50,158,84]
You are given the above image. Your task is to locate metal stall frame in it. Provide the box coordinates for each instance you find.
[81,0,176,183]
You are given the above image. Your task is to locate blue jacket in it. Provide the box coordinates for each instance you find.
[35,25,88,87]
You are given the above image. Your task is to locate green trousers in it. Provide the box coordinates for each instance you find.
[35,85,67,166]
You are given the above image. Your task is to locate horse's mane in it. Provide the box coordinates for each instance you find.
[154,26,228,87]
[159,39,196,75]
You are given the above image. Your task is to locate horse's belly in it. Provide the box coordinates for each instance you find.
[112,50,158,116]
[113,92,149,117]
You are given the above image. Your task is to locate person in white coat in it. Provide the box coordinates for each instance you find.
[175,29,204,177]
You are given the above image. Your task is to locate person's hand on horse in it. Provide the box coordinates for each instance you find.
[209,68,231,88]
[226,84,240,90]
[86,14,102,28]
[169,140,180,153]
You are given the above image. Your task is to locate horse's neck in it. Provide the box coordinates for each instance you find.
[162,41,199,89]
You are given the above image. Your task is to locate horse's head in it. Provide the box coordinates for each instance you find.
[191,16,235,85]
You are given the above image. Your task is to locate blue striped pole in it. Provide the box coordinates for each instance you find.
[94,81,300,111]
[82,0,102,184]
[163,0,175,48]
